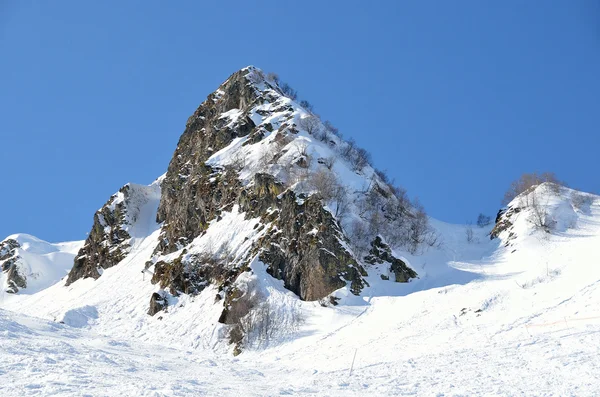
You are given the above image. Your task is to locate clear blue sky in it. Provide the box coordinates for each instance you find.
[1,1,599,242]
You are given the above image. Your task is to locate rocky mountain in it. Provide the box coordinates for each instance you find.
[2,67,600,394]
[5,66,596,359]
[0,234,82,294]
[66,181,161,285]
[13,66,427,353]
[0,67,600,396]
[3,180,599,395]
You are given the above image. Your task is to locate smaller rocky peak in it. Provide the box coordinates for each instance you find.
[364,236,417,282]
[0,238,26,293]
[489,182,593,247]
[489,206,521,244]
[66,183,158,286]
[0,238,20,261]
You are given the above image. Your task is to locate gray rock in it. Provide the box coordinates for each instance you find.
[364,236,417,282]
[490,206,522,245]
[148,292,167,316]
[0,239,26,293]
[66,185,134,285]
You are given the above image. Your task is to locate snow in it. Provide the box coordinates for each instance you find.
[1,185,599,395]
[0,234,83,295]
[1,68,599,395]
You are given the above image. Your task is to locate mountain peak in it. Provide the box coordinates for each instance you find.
[12,66,431,354]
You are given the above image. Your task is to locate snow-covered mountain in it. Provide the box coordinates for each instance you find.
[1,67,599,396]
[0,234,82,294]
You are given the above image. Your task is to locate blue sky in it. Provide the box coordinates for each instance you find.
[1,1,599,242]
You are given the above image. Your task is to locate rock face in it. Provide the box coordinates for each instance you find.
[66,183,159,286]
[490,206,522,245]
[66,186,133,285]
[251,177,366,301]
[364,236,417,282]
[0,239,26,293]
[150,67,368,306]
[61,66,419,352]
[148,292,167,316]
[156,68,263,253]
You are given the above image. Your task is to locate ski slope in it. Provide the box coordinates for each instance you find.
[1,185,600,395]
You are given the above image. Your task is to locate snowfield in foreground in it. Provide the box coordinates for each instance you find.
[1,186,600,396]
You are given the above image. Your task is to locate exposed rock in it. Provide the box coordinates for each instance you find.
[148,292,167,316]
[156,68,266,254]
[364,236,417,282]
[150,67,368,315]
[248,178,367,300]
[151,253,241,297]
[66,183,149,285]
[0,239,26,293]
[150,171,368,310]
[0,238,20,262]
[490,206,522,244]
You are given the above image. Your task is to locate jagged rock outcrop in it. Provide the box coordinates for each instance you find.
[148,292,167,316]
[364,236,417,282]
[150,171,367,303]
[156,68,267,253]
[66,186,133,285]
[250,176,366,300]
[0,239,26,293]
[150,67,368,306]
[58,66,419,352]
[66,183,159,285]
[490,206,522,245]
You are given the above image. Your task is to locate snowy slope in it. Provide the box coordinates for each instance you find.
[1,185,600,395]
[1,65,599,395]
[0,234,83,295]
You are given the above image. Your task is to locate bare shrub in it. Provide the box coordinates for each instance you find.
[572,192,593,211]
[280,82,298,100]
[323,120,341,138]
[476,213,492,228]
[257,145,276,171]
[357,186,386,216]
[349,219,370,255]
[524,190,553,232]
[295,141,310,159]
[309,168,350,219]
[314,128,329,142]
[298,115,322,136]
[241,299,304,348]
[266,72,279,84]
[503,172,563,205]
[239,300,274,343]
[309,169,338,200]
[248,69,265,85]
[321,156,336,170]
[407,200,430,254]
[465,223,474,243]
[299,100,314,113]
[332,185,351,220]
[374,168,393,186]
[290,144,311,185]
[280,161,295,187]
[348,147,371,172]
[225,152,246,173]
[340,138,356,161]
